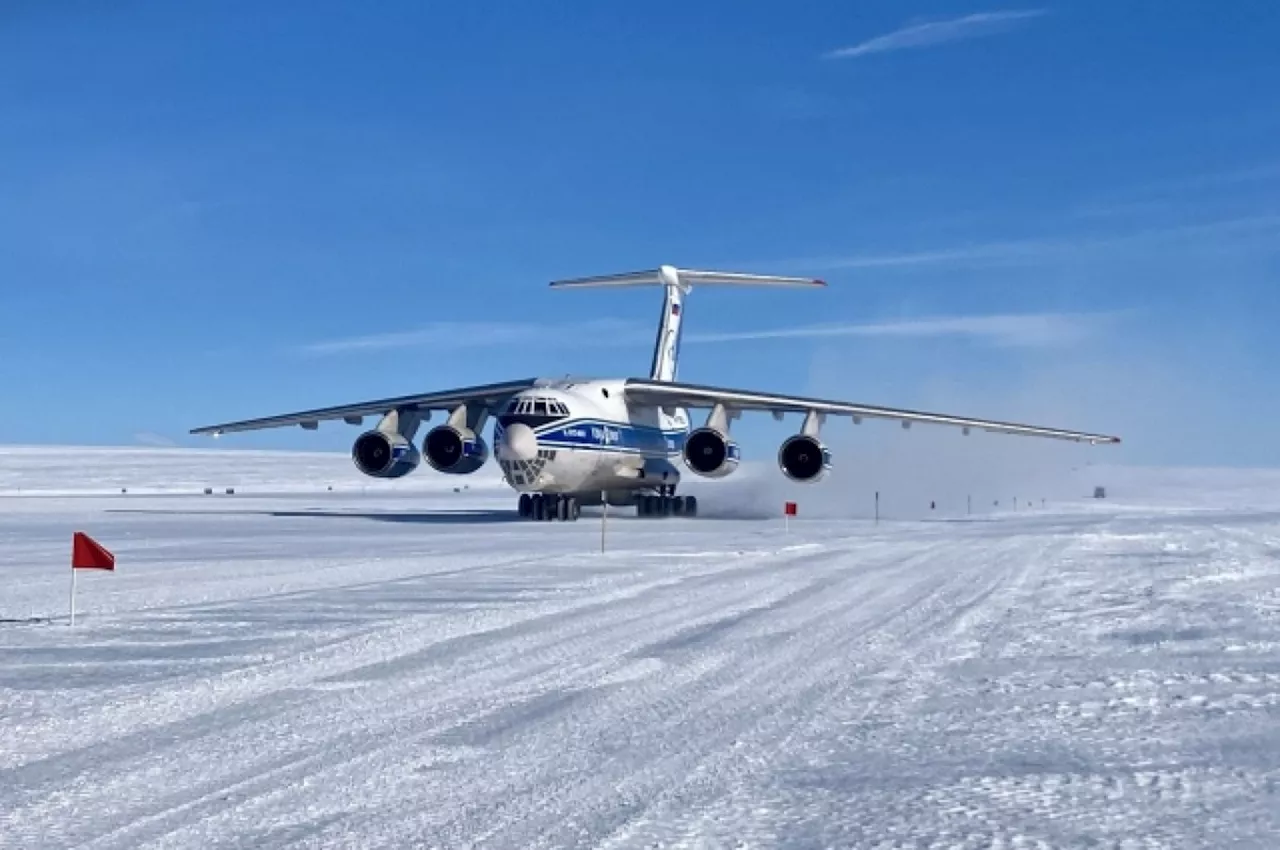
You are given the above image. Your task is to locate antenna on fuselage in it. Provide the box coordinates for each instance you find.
[549,265,825,381]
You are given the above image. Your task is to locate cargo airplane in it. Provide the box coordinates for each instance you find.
[191,266,1121,521]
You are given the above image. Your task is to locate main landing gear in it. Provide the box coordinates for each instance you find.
[636,486,697,519]
[517,493,582,522]
[515,488,698,521]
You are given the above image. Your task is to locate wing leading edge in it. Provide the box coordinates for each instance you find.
[624,379,1120,444]
[190,378,540,436]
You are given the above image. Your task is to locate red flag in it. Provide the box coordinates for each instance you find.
[784,501,797,517]
[72,532,115,571]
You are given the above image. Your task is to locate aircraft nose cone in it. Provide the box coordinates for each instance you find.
[499,422,538,461]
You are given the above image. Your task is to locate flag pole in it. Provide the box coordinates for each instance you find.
[68,532,115,625]
[600,490,608,553]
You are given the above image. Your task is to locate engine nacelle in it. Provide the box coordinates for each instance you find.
[682,427,741,479]
[778,434,831,483]
[423,425,489,475]
[351,430,421,479]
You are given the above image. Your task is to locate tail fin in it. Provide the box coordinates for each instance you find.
[550,265,824,381]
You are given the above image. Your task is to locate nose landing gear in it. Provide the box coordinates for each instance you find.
[517,492,581,522]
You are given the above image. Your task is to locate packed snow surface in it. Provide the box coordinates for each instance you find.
[2,447,1279,848]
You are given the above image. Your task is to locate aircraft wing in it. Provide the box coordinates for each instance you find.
[190,378,540,436]
[624,379,1121,444]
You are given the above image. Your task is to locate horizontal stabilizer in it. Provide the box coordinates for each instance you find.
[550,265,824,290]
[676,268,826,288]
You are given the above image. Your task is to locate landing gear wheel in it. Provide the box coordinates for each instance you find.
[633,492,696,519]
[542,494,560,521]
[523,493,580,522]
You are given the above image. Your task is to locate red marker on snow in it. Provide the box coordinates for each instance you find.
[70,532,115,626]
[73,532,115,571]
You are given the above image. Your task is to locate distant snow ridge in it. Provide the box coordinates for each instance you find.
[4,445,1280,511]
[0,446,508,496]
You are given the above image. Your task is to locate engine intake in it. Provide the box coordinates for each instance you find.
[352,430,421,479]
[682,428,740,478]
[424,425,489,474]
[778,434,831,483]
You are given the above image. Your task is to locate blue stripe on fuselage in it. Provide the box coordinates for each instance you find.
[531,419,686,456]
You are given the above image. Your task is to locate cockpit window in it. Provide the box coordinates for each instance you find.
[498,396,569,430]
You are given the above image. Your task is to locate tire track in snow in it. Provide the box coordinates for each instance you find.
[2,545,744,773]
[57,537,944,849]
[5,539,915,848]
[385,536,981,847]
[582,533,1032,849]
[11,499,1277,847]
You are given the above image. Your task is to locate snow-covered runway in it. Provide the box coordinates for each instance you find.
[2,452,1279,848]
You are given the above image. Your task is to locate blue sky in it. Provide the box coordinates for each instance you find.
[2,1,1278,466]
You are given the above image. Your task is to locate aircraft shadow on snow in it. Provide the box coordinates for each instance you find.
[105,508,521,525]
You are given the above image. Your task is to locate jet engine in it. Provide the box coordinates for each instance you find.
[351,430,421,479]
[682,427,741,478]
[777,434,831,483]
[423,424,490,474]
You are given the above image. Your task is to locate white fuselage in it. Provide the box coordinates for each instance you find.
[492,379,690,496]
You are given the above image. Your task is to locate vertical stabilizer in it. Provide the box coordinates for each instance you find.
[549,264,824,383]
[649,266,686,381]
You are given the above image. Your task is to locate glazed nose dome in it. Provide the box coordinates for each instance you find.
[498,422,538,462]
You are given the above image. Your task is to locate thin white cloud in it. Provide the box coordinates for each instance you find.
[824,10,1047,59]
[301,322,541,355]
[1074,162,1280,219]
[768,213,1280,272]
[686,312,1114,349]
[297,319,647,356]
[1123,162,1280,197]
[793,240,1056,270]
[299,311,1113,359]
